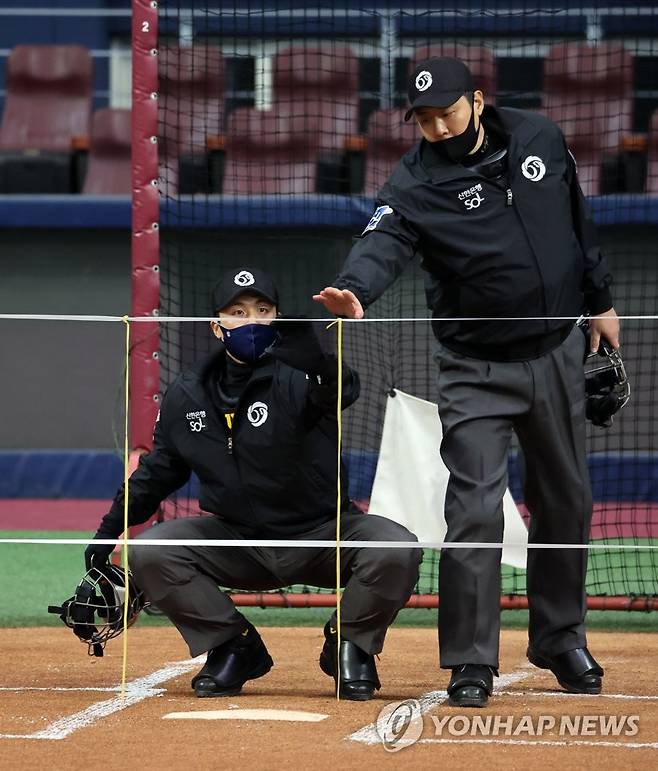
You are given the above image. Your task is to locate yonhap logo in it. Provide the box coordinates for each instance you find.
[376,699,424,752]
[247,401,268,427]
[521,155,546,182]
[370,701,641,752]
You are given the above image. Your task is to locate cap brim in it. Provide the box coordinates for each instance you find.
[403,90,466,122]
[216,288,278,313]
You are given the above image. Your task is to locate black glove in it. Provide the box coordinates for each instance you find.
[84,522,120,571]
[267,317,338,379]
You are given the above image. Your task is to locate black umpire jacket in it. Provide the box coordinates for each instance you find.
[335,106,613,361]
[101,349,359,537]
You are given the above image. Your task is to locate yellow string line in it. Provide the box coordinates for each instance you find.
[335,318,343,702]
[120,315,130,704]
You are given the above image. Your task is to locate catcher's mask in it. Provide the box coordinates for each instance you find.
[578,318,630,428]
[48,564,147,657]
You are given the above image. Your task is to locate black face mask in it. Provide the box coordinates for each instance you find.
[440,95,481,163]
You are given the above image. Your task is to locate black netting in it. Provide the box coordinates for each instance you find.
[153,1,658,604]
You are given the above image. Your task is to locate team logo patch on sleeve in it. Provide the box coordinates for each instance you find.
[362,205,393,234]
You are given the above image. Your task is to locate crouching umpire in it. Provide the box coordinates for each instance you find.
[85,267,421,701]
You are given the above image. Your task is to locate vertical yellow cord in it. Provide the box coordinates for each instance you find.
[335,318,343,701]
[120,315,130,704]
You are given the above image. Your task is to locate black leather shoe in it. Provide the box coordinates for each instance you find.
[527,646,603,694]
[191,622,273,697]
[447,665,495,708]
[319,621,381,701]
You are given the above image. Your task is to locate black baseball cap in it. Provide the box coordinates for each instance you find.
[404,57,474,121]
[211,268,279,313]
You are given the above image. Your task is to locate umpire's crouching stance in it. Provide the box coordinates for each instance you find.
[85,268,421,700]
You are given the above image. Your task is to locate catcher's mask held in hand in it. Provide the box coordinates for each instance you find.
[48,564,147,657]
[577,318,630,428]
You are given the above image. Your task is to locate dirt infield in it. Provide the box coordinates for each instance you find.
[1,626,657,770]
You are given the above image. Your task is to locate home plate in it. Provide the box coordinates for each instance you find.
[163,709,328,722]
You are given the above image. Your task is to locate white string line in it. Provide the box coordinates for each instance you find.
[0,314,657,323]
[1,538,656,550]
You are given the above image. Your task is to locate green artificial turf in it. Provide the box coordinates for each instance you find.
[1,531,656,632]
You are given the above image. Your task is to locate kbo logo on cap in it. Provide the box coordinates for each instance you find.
[415,71,432,92]
[234,270,255,286]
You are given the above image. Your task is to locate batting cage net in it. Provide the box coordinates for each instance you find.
[131,1,658,608]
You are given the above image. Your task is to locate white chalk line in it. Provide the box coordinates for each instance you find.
[415,738,658,749]
[0,687,125,693]
[501,690,658,701]
[348,667,534,745]
[349,667,658,750]
[0,656,203,741]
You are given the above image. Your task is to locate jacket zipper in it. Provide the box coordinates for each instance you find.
[504,180,549,322]
[227,433,233,455]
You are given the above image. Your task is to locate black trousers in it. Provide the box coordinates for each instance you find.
[129,512,422,657]
[435,325,592,669]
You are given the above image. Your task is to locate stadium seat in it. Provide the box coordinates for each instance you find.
[541,43,633,154]
[363,109,419,195]
[0,44,92,192]
[222,106,319,194]
[158,45,225,193]
[646,110,658,194]
[412,44,497,103]
[82,109,131,195]
[272,44,360,152]
[0,44,92,151]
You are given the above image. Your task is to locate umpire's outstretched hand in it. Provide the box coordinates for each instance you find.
[313,287,364,319]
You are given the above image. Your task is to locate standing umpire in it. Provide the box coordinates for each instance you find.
[86,267,421,700]
[314,57,620,707]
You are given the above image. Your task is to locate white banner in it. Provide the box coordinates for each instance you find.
[368,389,528,568]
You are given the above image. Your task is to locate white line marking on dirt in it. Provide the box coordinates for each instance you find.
[0,687,123,693]
[348,667,534,745]
[163,709,328,722]
[501,690,658,701]
[416,738,658,749]
[0,656,203,741]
